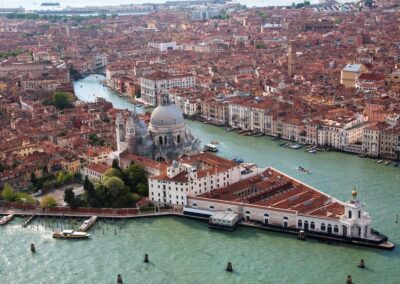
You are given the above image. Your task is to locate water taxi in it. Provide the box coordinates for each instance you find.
[0,214,14,225]
[298,166,311,174]
[308,149,317,154]
[204,144,218,152]
[78,216,97,232]
[290,144,303,149]
[53,230,90,239]
[376,160,383,163]
[231,157,244,163]
[384,161,391,166]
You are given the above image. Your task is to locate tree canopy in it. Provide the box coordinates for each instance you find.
[40,195,57,208]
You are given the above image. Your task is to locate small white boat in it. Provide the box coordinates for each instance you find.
[290,144,303,149]
[53,230,90,239]
[308,149,317,154]
[0,214,14,225]
[204,144,218,152]
[376,160,383,164]
[384,161,391,165]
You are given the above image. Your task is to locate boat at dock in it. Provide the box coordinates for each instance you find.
[384,161,391,165]
[308,149,317,154]
[231,157,244,163]
[204,144,218,152]
[78,216,97,232]
[289,144,303,149]
[53,230,90,240]
[0,214,14,225]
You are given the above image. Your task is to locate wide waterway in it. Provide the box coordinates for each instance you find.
[1,74,399,283]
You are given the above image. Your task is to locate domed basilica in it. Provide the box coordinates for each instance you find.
[116,94,200,162]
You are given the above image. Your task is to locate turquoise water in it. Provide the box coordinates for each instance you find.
[1,74,398,283]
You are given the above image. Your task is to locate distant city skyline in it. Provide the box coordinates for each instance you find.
[1,0,356,10]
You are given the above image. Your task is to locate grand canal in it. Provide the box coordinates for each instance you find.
[1,74,399,283]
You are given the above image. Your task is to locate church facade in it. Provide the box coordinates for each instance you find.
[116,95,200,162]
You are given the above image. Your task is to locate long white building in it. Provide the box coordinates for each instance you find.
[140,72,196,106]
[149,153,262,206]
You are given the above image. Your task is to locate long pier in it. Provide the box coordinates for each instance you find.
[0,209,184,220]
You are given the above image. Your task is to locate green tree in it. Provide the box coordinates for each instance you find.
[1,183,17,201]
[64,188,79,209]
[112,159,120,169]
[103,177,134,208]
[124,164,147,192]
[16,192,35,204]
[137,183,148,197]
[103,168,123,181]
[83,176,95,197]
[40,195,57,208]
[132,193,141,203]
[30,172,36,182]
[53,92,72,110]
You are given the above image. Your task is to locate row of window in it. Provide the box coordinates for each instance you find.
[298,220,339,233]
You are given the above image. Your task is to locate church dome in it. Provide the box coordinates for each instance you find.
[150,103,184,127]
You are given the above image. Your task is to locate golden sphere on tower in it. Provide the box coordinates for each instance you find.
[352,187,358,199]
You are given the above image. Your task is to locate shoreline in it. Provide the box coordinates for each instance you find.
[89,76,400,163]
[1,208,394,250]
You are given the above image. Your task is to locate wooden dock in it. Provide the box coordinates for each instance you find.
[22,215,36,228]
[78,216,98,232]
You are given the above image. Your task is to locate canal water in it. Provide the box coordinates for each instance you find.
[1,74,399,283]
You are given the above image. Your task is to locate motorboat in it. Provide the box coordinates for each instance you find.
[204,144,218,152]
[52,230,90,239]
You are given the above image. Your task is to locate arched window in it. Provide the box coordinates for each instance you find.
[192,203,198,208]
[310,221,315,229]
[226,208,232,212]
[164,136,167,144]
[159,136,163,145]
[264,213,269,217]
[334,225,339,233]
[283,216,288,220]
[348,210,352,219]
[321,223,326,231]
[209,205,215,211]
[298,220,302,228]
[358,210,361,218]
[177,135,181,144]
[245,211,251,215]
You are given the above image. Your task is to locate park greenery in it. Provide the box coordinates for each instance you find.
[1,183,35,204]
[43,92,74,110]
[71,161,148,209]
[32,171,75,191]
[40,194,57,208]
[291,1,311,9]
[88,133,105,146]
[0,49,24,60]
